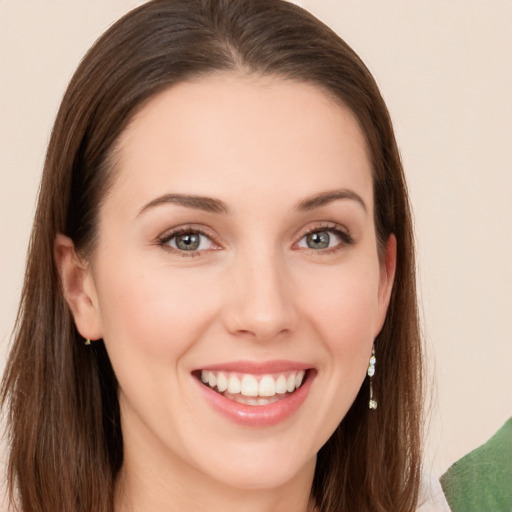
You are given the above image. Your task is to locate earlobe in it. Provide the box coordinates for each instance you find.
[376,234,397,333]
[54,234,103,340]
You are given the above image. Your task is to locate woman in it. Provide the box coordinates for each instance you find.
[1,1,424,511]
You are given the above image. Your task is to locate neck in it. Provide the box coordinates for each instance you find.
[115,456,316,512]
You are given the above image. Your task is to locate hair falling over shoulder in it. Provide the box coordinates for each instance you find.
[1,1,424,511]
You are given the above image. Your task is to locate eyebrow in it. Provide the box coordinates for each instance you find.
[296,189,367,213]
[137,188,367,217]
[137,193,229,216]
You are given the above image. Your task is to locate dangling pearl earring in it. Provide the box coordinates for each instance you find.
[367,345,377,410]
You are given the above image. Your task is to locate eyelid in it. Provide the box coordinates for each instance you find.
[293,222,354,251]
[155,221,353,257]
[157,224,222,256]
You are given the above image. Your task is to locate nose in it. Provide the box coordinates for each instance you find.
[222,250,298,342]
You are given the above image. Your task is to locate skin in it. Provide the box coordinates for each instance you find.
[56,73,396,512]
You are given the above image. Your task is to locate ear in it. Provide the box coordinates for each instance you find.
[54,234,103,340]
[375,234,397,336]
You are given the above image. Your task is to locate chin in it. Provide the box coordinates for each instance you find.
[180,428,319,492]
[202,453,315,491]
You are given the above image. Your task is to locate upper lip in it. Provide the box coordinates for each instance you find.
[194,360,313,375]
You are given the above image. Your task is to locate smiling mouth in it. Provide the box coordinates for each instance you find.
[194,369,309,406]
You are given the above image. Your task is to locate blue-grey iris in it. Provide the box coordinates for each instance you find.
[307,231,330,249]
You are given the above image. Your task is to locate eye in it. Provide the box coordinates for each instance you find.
[298,230,339,250]
[296,226,353,252]
[160,229,216,253]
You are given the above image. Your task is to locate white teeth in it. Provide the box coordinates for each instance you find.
[275,375,287,394]
[240,375,259,397]
[286,374,296,392]
[199,369,308,398]
[258,375,276,397]
[227,374,241,394]
[217,372,228,392]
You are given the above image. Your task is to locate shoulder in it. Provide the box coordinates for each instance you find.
[440,418,512,512]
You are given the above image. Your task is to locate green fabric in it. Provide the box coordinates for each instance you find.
[440,417,512,512]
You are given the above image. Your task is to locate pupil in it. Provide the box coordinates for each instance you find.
[307,231,329,249]
[177,233,200,250]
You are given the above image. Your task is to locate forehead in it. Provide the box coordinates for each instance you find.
[109,73,373,215]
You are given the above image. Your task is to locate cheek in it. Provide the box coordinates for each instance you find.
[301,261,381,347]
[291,262,381,443]
[94,254,222,365]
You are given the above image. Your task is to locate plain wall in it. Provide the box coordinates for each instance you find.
[1,0,511,480]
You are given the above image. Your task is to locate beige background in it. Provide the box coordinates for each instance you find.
[1,0,511,481]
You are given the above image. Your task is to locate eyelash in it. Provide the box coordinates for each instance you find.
[157,223,354,257]
[157,227,219,258]
[296,223,354,254]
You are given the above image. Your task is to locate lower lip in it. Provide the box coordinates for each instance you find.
[195,372,315,427]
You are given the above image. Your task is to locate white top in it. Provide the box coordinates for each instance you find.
[417,475,452,512]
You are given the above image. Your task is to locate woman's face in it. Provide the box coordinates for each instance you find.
[74,74,395,493]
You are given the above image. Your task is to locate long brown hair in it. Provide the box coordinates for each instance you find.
[1,1,423,511]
